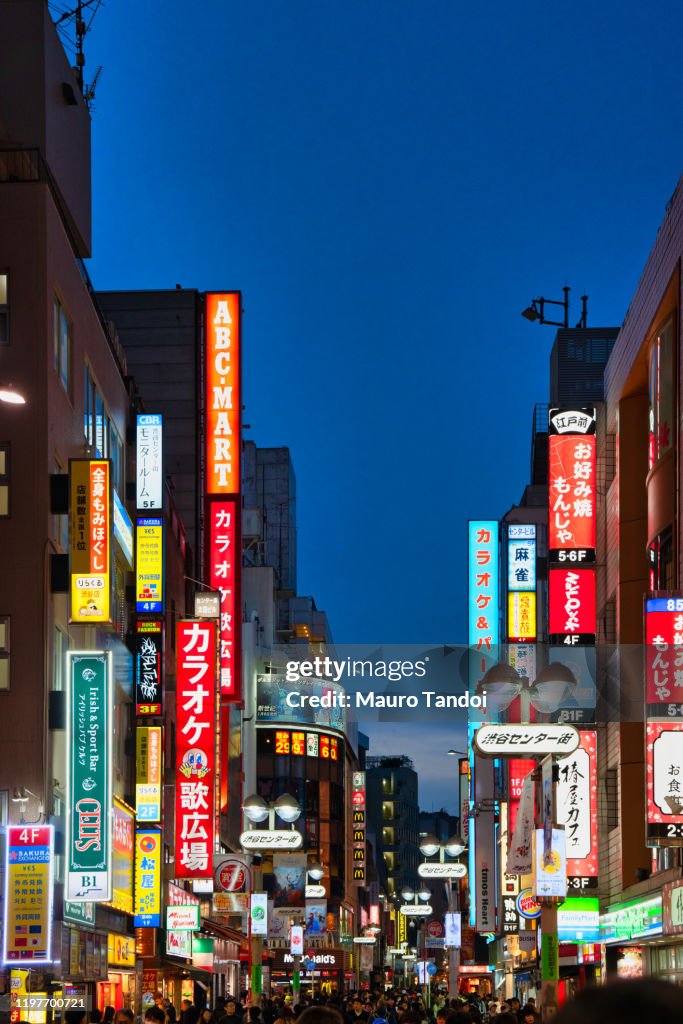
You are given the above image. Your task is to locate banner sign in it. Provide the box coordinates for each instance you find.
[205,293,241,495]
[69,459,111,623]
[549,569,596,644]
[207,497,240,699]
[501,895,520,935]
[305,899,328,937]
[508,592,536,642]
[136,414,163,511]
[548,407,596,563]
[645,597,683,710]
[250,894,268,937]
[290,925,304,955]
[135,621,163,715]
[474,754,496,932]
[112,799,134,914]
[66,651,112,901]
[134,828,162,927]
[445,912,462,947]
[273,853,306,907]
[352,771,366,884]
[136,518,164,614]
[647,721,683,843]
[534,829,567,900]
[557,730,598,882]
[468,521,499,650]
[475,722,580,757]
[136,726,162,822]
[175,620,217,877]
[3,826,54,963]
[166,906,200,931]
[508,528,536,591]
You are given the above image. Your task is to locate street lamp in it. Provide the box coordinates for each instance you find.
[520,286,588,329]
[0,383,26,405]
[307,860,324,881]
[241,792,302,828]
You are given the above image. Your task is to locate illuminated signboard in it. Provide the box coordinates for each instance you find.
[534,828,567,900]
[557,730,598,884]
[549,568,596,644]
[3,826,54,964]
[599,897,662,943]
[207,498,240,699]
[136,414,163,511]
[269,730,338,760]
[175,620,216,878]
[557,898,600,942]
[134,828,162,928]
[646,721,683,844]
[113,490,134,568]
[508,592,536,642]
[166,906,200,931]
[468,521,499,650]
[508,758,535,836]
[352,771,366,885]
[136,726,162,822]
[66,651,112,902]
[111,799,135,914]
[508,527,536,591]
[69,459,111,623]
[136,518,164,613]
[548,407,596,563]
[205,293,241,495]
[645,597,683,710]
[135,621,163,715]
[256,676,346,733]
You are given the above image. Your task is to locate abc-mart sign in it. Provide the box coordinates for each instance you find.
[240,830,303,850]
[418,863,467,879]
[474,723,580,758]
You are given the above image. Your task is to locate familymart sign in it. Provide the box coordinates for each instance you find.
[66,651,113,901]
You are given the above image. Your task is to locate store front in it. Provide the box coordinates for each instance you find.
[457,965,494,997]
[599,895,663,980]
[269,948,349,995]
[99,933,138,1010]
[648,880,683,984]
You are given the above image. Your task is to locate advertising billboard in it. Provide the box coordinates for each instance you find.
[548,407,596,562]
[205,293,241,496]
[534,829,567,900]
[175,620,217,877]
[66,651,112,901]
[69,459,111,623]
[207,497,240,699]
[508,528,536,591]
[352,771,366,885]
[256,675,346,732]
[549,568,596,643]
[136,726,162,822]
[3,826,54,964]
[135,620,163,715]
[134,828,162,928]
[646,721,683,844]
[557,730,598,883]
[136,518,164,614]
[111,799,134,914]
[645,597,683,709]
[508,592,536,642]
[136,414,164,511]
[468,521,499,650]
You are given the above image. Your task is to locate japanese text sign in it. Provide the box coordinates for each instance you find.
[207,498,240,699]
[135,621,163,716]
[206,293,241,495]
[69,459,111,623]
[508,528,536,591]
[136,414,163,511]
[134,829,162,928]
[136,726,162,822]
[646,721,683,844]
[3,826,54,964]
[646,597,683,707]
[548,407,596,562]
[136,518,164,614]
[468,521,499,650]
[475,722,580,758]
[549,568,596,642]
[508,592,536,642]
[66,651,112,902]
[175,620,217,877]
[557,730,598,880]
[112,799,135,914]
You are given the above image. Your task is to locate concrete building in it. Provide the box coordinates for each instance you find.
[366,755,420,898]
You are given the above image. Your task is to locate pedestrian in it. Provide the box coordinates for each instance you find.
[103,1007,115,1024]
[165,1001,178,1024]
[345,1000,369,1024]
[297,1010,344,1024]
[145,1009,167,1024]
[114,1012,134,1024]
[220,1002,243,1024]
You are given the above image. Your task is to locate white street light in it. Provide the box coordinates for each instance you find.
[418,887,431,902]
[419,834,440,858]
[401,886,415,901]
[273,793,301,823]
[0,383,26,405]
[242,795,269,823]
[308,861,324,881]
[444,835,465,857]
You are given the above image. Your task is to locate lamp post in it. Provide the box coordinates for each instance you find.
[241,794,302,1000]
[520,287,588,329]
[480,661,578,1022]
[399,887,431,1003]
[419,834,466,1001]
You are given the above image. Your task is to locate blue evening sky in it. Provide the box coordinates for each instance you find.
[83,2,682,807]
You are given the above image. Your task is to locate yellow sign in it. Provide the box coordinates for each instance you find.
[108,932,136,967]
[508,591,536,641]
[69,459,111,623]
[134,829,162,927]
[136,726,162,822]
[135,518,164,613]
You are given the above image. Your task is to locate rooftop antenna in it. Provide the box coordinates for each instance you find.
[48,0,103,109]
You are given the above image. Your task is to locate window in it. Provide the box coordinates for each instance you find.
[0,444,8,517]
[648,318,674,469]
[0,616,9,691]
[54,297,72,394]
[0,272,8,344]
[83,364,125,492]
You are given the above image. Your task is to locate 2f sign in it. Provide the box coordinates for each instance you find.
[206,293,240,496]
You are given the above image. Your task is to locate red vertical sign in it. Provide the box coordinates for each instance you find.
[175,620,216,878]
[207,498,240,699]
